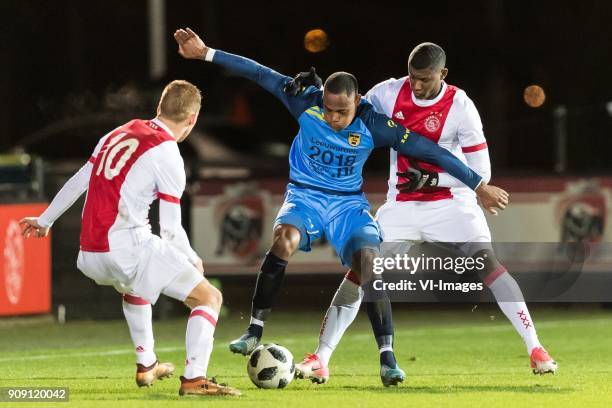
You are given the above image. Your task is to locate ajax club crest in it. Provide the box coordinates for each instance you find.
[424,112,442,132]
[348,133,361,146]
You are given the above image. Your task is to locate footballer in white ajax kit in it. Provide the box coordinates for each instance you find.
[297,43,557,384]
[20,80,240,396]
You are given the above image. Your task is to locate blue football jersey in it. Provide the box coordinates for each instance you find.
[290,102,375,191]
[209,50,482,192]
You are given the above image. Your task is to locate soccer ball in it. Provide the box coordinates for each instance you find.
[247,343,295,389]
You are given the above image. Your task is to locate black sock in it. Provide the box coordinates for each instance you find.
[380,350,397,368]
[248,251,288,338]
[366,299,397,368]
[245,323,263,339]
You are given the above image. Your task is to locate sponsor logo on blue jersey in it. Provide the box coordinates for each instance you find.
[288,106,374,191]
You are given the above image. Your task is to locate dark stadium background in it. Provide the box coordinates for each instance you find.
[1,1,611,318]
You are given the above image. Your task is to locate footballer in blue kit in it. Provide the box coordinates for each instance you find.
[174,28,508,386]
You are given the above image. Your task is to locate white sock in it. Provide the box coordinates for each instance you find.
[487,269,542,354]
[250,317,264,327]
[122,294,156,366]
[315,274,363,366]
[184,305,218,379]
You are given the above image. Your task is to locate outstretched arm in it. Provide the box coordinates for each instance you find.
[362,103,508,213]
[174,28,316,119]
[20,161,92,238]
[19,132,114,238]
[364,105,482,190]
[394,133,483,189]
[40,161,92,225]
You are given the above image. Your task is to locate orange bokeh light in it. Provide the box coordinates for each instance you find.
[523,85,546,108]
[304,29,329,53]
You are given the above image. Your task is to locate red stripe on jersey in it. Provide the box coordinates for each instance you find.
[80,120,174,252]
[392,80,458,202]
[88,156,96,164]
[122,294,150,305]
[189,309,217,327]
[157,192,180,204]
[462,142,488,153]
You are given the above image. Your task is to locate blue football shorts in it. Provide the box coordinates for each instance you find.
[274,183,382,266]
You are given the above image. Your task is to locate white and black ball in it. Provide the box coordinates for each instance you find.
[247,343,295,389]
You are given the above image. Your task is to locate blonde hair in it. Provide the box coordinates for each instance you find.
[158,80,202,123]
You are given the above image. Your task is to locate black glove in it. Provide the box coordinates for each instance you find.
[396,159,439,192]
[283,66,323,96]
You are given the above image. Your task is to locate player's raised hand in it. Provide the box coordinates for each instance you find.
[475,184,509,215]
[19,217,50,238]
[284,67,323,96]
[174,27,208,60]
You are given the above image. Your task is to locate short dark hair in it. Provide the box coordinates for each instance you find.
[408,42,446,71]
[324,71,358,96]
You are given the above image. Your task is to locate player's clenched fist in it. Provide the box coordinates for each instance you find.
[475,184,509,215]
[174,27,209,60]
[19,217,50,238]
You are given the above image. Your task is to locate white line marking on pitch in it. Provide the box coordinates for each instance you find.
[0,317,607,363]
[0,346,181,363]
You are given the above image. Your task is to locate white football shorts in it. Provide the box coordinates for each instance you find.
[376,196,492,255]
[77,231,204,304]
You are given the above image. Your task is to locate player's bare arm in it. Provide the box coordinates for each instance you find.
[174,28,208,60]
[475,183,509,215]
[19,217,50,238]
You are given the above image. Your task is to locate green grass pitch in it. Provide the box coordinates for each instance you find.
[1,307,611,407]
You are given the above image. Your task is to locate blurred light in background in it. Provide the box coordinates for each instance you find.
[523,85,546,108]
[0,153,31,166]
[262,142,290,157]
[304,29,329,53]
